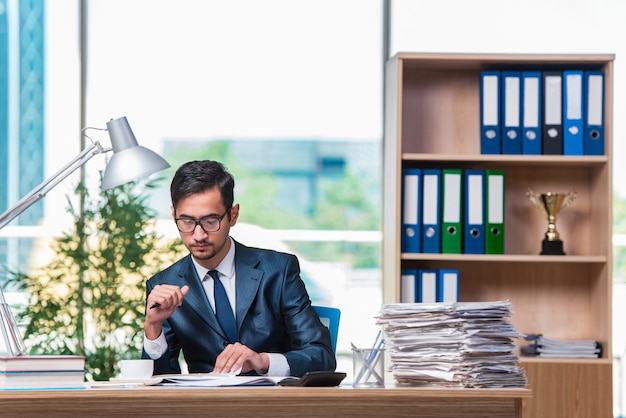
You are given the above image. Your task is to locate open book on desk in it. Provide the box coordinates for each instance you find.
[158,373,285,387]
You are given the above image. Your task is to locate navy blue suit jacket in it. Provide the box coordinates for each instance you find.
[144,240,336,377]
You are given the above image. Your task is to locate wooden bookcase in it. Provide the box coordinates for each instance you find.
[382,53,613,418]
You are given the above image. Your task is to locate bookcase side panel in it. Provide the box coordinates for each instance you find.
[382,57,403,304]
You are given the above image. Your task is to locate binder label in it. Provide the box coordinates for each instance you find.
[441,271,459,303]
[423,175,438,225]
[443,173,461,223]
[487,175,504,224]
[403,174,419,225]
[587,75,603,126]
[523,77,540,129]
[421,271,437,303]
[545,75,562,127]
[566,73,583,123]
[504,76,521,132]
[401,270,417,303]
[482,75,499,127]
[468,174,483,225]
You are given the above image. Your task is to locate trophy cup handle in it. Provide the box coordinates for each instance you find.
[526,188,546,215]
[562,189,578,209]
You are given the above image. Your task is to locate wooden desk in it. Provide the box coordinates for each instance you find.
[0,385,531,417]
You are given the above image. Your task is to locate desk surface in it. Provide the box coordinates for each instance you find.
[0,385,531,418]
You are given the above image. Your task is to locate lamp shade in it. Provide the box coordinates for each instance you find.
[102,117,170,190]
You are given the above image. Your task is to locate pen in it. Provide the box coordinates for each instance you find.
[149,302,161,309]
[363,339,385,383]
[353,330,382,385]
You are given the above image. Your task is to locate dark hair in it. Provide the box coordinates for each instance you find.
[170,160,235,213]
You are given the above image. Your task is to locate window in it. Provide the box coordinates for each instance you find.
[85,0,384,375]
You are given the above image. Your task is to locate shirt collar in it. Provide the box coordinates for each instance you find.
[191,236,236,280]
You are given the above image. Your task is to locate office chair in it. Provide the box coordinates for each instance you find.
[313,305,341,353]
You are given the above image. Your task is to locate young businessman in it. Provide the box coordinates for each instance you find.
[142,160,335,377]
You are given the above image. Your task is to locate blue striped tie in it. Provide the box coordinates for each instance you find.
[208,270,238,343]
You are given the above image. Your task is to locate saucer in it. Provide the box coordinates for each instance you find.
[108,377,163,386]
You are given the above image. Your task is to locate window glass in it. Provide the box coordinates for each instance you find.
[85,0,384,375]
[0,0,80,292]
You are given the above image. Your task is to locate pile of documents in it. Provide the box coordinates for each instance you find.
[377,301,527,388]
[521,334,602,358]
[158,373,279,387]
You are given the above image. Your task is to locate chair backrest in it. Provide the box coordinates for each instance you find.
[313,305,340,353]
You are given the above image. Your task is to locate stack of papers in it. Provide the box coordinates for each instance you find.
[0,355,86,390]
[521,334,602,358]
[158,373,281,387]
[90,373,283,388]
[377,301,527,388]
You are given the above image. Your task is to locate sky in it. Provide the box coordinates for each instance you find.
[43,0,383,226]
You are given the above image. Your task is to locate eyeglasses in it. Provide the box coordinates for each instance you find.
[174,208,231,233]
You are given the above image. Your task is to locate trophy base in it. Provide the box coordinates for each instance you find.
[540,239,565,255]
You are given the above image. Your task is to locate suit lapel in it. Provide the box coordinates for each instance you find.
[177,255,225,338]
[233,242,263,330]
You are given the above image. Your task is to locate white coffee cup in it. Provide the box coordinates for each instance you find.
[120,359,154,379]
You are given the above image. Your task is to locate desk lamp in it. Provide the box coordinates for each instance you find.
[0,116,170,356]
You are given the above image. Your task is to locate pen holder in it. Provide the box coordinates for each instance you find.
[352,347,385,388]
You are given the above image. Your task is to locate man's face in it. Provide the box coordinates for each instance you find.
[171,186,239,269]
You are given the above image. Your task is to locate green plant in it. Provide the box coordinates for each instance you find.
[7,175,183,381]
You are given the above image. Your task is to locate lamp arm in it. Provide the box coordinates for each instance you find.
[0,141,109,230]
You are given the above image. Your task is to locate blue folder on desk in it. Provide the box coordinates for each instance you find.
[584,70,604,155]
[501,71,522,154]
[463,169,485,254]
[480,71,501,154]
[563,70,584,155]
[521,71,542,155]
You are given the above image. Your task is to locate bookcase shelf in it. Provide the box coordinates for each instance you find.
[401,253,607,263]
[519,356,612,365]
[383,52,613,418]
[403,153,608,166]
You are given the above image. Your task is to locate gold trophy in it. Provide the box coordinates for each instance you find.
[526,189,577,255]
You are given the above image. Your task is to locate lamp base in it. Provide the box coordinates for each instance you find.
[540,239,565,255]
